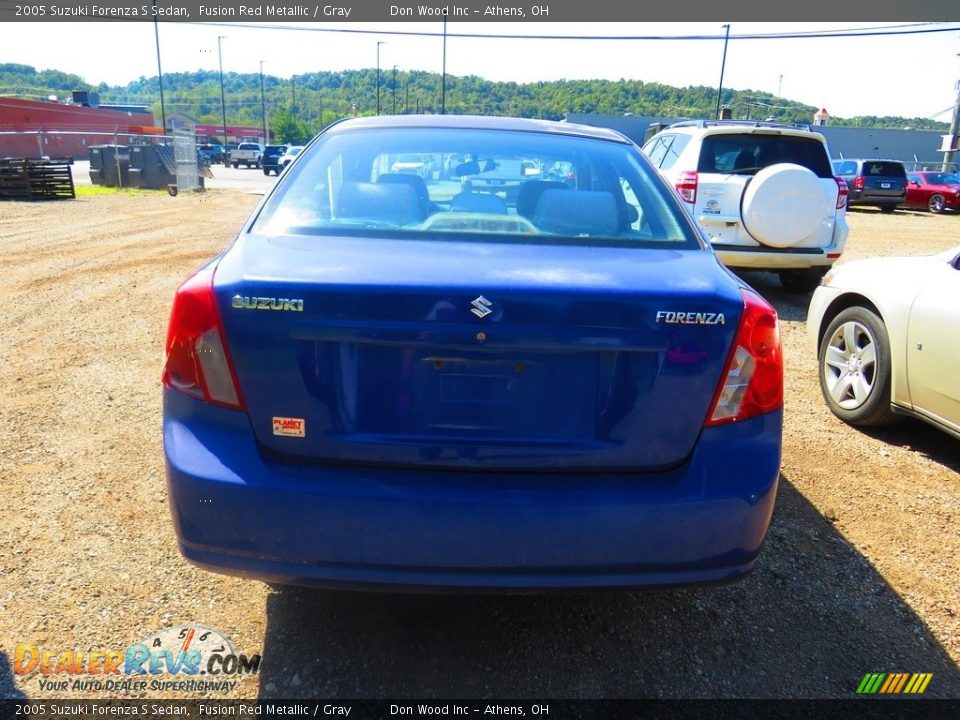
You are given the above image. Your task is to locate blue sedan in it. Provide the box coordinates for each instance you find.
[162,115,783,590]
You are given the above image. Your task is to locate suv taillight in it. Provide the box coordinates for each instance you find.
[705,288,782,427]
[852,176,865,191]
[162,265,245,410]
[676,171,698,204]
[834,177,848,209]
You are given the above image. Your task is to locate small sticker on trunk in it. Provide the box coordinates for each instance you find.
[272,417,305,437]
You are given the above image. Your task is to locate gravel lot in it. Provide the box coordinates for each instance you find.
[0,193,957,700]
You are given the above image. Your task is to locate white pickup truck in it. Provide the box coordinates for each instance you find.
[229,143,264,169]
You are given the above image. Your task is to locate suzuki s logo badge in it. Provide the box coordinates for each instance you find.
[656,310,726,325]
[232,295,304,312]
[470,295,494,318]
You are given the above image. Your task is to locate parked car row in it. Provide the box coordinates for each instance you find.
[197,142,308,175]
[832,159,960,214]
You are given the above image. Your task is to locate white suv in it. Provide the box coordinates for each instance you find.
[642,121,849,293]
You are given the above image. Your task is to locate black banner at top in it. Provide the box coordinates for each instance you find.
[0,0,959,22]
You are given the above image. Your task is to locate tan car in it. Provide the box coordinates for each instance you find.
[807,246,960,438]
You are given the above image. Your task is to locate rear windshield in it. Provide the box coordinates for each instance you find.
[862,161,906,178]
[252,127,699,248]
[698,133,833,178]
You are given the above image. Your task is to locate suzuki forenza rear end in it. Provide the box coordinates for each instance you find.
[163,116,783,590]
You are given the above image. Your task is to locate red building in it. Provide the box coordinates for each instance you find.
[0,97,157,159]
[194,123,269,145]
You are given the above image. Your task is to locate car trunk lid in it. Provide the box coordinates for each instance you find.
[214,233,743,472]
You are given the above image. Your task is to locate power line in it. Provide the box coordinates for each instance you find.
[183,21,960,42]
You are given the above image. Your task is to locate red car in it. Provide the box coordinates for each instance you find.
[904,171,960,214]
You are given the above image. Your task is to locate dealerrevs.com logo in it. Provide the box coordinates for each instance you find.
[14,625,261,693]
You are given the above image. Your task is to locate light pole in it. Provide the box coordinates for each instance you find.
[376,41,386,115]
[715,24,730,120]
[259,60,267,145]
[152,0,166,137]
[777,73,783,98]
[217,35,228,147]
[441,17,447,114]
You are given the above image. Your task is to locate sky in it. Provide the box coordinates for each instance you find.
[3,21,960,121]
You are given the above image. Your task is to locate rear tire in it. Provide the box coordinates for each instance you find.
[818,306,899,426]
[879,204,897,214]
[779,269,825,294]
[263,167,270,176]
[928,194,946,214]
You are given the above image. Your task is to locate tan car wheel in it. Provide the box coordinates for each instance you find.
[819,306,898,426]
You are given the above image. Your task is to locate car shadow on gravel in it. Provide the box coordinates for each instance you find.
[254,477,960,699]
[859,419,960,473]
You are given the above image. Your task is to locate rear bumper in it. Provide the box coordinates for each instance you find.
[847,190,905,205]
[707,213,848,271]
[163,390,782,591]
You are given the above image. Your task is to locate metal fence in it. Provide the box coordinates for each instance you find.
[170,119,201,193]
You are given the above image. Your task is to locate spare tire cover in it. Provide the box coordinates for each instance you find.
[741,163,825,248]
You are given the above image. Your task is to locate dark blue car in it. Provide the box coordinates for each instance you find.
[162,115,783,591]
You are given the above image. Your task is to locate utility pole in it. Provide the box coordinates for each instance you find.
[376,41,385,115]
[405,81,409,114]
[943,75,960,171]
[392,65,397,115]
[152,1,166,137]
[715,24,730,120]
[291,77,297,117]
[319,97,324,130]
[259,60,267,144]
[217,35,228,147]
[777,73,783,98]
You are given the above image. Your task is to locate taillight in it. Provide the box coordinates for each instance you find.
[834,176,848,209]
[852,176,865,191]
[162,265,245,410]
[705,288,782,426]
[675,171,698,204]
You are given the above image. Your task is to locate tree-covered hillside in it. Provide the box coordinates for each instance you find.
[1,63,948,139]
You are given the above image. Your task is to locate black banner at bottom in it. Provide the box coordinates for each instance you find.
[2,699,960,720]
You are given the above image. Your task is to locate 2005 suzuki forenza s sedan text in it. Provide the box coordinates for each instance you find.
[162,116,783,591]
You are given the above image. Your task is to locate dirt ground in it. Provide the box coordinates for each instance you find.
[0,192,957,700]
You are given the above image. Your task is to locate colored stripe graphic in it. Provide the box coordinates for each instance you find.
[857,673,885,694]
[893,673,909,693]
[857,673,932,694]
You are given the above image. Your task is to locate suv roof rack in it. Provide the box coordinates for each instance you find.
[667,119,813,132]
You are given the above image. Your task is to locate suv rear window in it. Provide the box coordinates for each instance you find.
[861,161,906,178]
[698,134,833,178]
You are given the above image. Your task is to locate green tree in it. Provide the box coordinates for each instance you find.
[271,110,313,144]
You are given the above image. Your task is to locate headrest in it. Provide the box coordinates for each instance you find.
[335,181,421,226]
[533,190,619,237]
